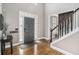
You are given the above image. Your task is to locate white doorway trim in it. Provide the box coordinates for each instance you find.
[48,14,58,40]
[19,11,38,43]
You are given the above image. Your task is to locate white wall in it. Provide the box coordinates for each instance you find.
[2,3,45,44]
[44,3,79,39]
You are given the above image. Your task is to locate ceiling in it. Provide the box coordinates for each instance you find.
[45,3,79,14]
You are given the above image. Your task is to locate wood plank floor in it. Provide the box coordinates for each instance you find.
[3,39,63,55]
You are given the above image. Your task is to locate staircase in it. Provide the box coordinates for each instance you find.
[50,8,79,55]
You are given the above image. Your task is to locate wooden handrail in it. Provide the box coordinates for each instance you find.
[74,8,79,13]
[50,25,59,32]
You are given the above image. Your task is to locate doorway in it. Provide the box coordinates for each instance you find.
[19,11,38,44]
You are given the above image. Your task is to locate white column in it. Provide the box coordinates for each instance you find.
[19,13,24,44]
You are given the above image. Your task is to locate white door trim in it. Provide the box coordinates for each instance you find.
[19,11,38,43]
[48,14,58,40]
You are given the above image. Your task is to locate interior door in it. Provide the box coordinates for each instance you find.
[24,17,34,44]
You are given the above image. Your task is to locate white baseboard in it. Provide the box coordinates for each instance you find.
[50,44,73,55]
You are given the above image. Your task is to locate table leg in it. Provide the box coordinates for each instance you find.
[3,43,5,51]
[10,41,13,54]
[1,41,4,55]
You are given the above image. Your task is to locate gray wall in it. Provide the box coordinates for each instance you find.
[2,3,45,44]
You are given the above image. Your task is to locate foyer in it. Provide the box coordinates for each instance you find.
[0,3,79,55]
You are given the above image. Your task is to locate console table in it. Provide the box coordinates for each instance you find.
[0,35,13,55]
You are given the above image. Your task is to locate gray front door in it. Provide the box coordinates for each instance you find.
[24,17,34,44]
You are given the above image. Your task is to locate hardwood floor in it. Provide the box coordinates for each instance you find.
[3,39,63,55]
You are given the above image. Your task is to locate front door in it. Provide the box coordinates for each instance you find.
[24,17,34,44]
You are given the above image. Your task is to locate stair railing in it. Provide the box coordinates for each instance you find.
[50,8,79,43]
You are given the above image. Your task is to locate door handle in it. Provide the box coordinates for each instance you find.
[24,28,26,30]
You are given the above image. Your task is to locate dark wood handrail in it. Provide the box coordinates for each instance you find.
[50,25,59,32]
[74,8,79,13]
